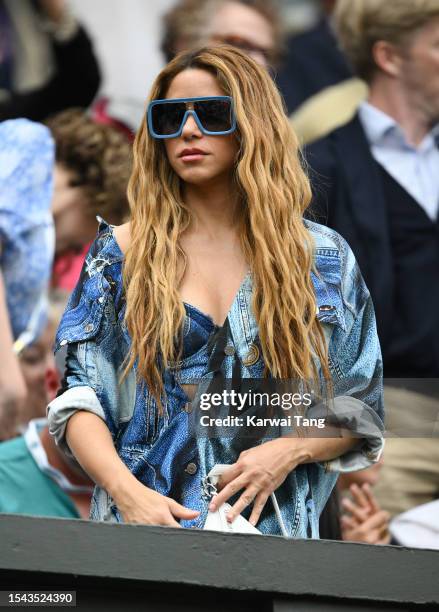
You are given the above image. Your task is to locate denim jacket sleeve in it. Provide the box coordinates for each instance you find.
[309,223,385,472]
[46,222,129,460]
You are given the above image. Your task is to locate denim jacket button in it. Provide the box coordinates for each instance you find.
[183,402,192,413]
[243,343,260,366]
[84,323,94,333]
[185,462,198,475]
[224,344,235,356]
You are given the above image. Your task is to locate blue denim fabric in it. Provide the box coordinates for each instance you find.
[47,218,384,538]
[0,119,55,340]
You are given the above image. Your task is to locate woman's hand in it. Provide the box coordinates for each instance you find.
[340,482,391,545]
[114,477,200,527]
[207,431,359,527]
[207,437,310,526]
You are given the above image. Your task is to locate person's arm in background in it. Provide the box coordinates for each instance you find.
[0,268,26,440]
[0,0,101,121]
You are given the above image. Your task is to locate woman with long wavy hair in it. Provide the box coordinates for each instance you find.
[48,45,384,536]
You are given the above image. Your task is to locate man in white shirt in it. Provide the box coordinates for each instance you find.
[357,101,439,223]
[305,0,439,518]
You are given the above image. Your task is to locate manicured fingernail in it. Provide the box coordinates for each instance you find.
[209,502,215,511]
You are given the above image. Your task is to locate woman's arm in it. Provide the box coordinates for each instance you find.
[65,410,200,526]
[0,270,27,439]
[207,433,359,525]
[292,432,359,464]
[65,410,133,495]
[48,226,199,526]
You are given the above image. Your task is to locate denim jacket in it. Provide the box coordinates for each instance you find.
[47,218,384,538]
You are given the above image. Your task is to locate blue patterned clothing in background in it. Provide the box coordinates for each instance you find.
[0,118,55,343]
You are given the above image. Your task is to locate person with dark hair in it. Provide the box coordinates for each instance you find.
[276,0,353,114]
[161,0,284,69]
[0,0,101,121]
[46,108,132,290]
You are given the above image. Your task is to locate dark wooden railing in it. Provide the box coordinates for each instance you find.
[0,514,438,611]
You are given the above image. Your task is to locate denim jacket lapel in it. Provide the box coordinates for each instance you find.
[227,272,263,377]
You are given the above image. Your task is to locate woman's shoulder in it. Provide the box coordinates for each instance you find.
[305,219,369,319]
[54,220,129,352]
[112,221,131,256]
[305,219,359,274]
[304,219,349,255]
[82,217,128,272]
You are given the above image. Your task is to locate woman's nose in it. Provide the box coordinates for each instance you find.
[181,112,202,138]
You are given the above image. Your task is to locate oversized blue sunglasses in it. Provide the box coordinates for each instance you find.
[147,96,236,139]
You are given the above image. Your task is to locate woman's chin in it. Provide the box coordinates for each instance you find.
[178,168,219,186]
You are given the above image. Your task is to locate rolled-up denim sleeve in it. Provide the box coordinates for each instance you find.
[321,248,385,472]
[47,341,107,462]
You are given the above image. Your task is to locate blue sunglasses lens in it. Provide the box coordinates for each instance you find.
[193,99,233,132]
[150,99,234,136]
[151,102,186,136]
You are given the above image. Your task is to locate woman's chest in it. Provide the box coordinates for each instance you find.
[177,244,248,328]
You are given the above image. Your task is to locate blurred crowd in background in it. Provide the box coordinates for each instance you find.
[1,0,439,549]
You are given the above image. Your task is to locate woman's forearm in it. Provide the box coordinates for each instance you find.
[286,425,361,464]
[65,411,138,498]
[65,410,200,526]
[298,435,360,464]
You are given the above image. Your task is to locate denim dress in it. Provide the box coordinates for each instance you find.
[47,219,385,538]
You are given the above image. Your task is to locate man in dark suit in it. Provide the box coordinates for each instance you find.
[305,0,439,518]
[275,0,352,114]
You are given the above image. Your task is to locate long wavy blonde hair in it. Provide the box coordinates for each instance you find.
[123,45,330,412]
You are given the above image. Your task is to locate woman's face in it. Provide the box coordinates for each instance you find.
[163,69,239,187]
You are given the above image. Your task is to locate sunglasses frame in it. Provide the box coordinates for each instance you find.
[147,95,236,139]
